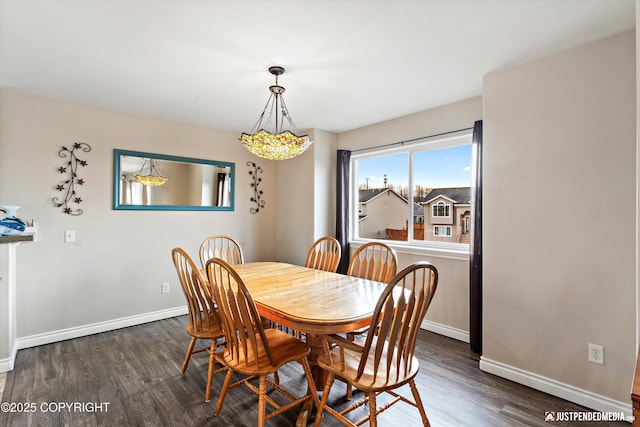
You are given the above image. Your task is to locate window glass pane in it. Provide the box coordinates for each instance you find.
[356,153,409,241]
[413,144,472,244]
[352,134,472,250]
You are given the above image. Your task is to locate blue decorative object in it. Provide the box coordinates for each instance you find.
[0,206,26,236]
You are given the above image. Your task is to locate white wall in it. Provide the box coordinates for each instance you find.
[482,30,635,409]
[0,90,277,341]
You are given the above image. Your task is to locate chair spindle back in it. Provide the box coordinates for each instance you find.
[305,236,341,272]
[206,258,275,369]
[172,247,221,334]
[199,235,244,268]
[347,242,398,283]
[357,261,438,383]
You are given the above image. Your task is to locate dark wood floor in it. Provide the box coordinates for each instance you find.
[0,316,630,426]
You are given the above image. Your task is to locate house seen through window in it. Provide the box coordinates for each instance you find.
[352,132,472,250]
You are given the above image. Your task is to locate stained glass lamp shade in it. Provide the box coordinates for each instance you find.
[134,158,168,186]
[240,66,312,160]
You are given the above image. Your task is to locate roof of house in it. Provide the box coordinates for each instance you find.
[359,188,388,203]
[422,187,471,205]
[359,188,408,204]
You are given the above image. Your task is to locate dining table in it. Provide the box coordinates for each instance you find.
[228,261,388,425]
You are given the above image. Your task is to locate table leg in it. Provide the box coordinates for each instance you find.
[294,333,329,426]
[306,333,329,391]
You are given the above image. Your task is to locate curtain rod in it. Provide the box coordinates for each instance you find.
[351,126,474,153]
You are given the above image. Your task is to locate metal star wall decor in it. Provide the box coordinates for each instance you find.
[52,142,91,215]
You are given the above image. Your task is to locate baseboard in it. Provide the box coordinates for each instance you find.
[16,306,188,351]
[0,342,17,373]
[421,319,470,343]
[480,356,633,419]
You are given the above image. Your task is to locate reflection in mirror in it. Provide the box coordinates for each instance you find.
[113,149,234,211]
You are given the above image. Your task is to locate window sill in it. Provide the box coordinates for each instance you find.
[350,239,469,261]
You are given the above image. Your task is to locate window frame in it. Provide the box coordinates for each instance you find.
[350,130,472,253]
[432,201,451,218]
[434,225,453,237]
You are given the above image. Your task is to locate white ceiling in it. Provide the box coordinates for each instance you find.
[0,0,635,134]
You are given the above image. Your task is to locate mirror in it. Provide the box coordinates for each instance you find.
[113,149,234,211]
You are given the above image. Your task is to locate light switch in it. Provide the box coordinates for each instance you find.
[64,230,75,243]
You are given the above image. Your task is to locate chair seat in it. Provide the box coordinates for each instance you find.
[317,336,420,392]
[219,328,311,375]
[186,321,223,340]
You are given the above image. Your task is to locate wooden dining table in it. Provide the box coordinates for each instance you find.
[202,261,388,425]
[233,261,385,331]
[230,261,388,425]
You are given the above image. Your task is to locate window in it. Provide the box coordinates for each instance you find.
[352,131,472,250]
[434,226,452,237]
[432,202,450,217]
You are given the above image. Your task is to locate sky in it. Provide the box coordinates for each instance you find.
[357,144,472,190]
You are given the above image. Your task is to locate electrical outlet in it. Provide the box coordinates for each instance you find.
[64,230,75,243]
[588,343,604,365]
[161,282,170,294]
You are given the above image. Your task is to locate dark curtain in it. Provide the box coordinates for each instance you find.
[336,150,351,274]
[216,173,226,206]
[469,120,483,354]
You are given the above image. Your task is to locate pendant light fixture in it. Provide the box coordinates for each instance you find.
[134,158,168,186]
[240,66,312,160]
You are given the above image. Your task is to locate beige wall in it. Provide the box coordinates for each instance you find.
[483,30,635,405]
[339,96,483,338]
[0,90,278,338]
[312,129,339,243]
[340,96,482,152]
[274,129,338,266]
[636,0,640,354]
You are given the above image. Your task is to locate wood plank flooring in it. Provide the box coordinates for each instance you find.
[0,316,630,426]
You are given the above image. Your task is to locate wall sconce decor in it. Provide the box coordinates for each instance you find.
[247,161,265,214]
[52,142,91,215]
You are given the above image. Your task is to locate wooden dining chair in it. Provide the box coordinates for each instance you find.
[344,241,398,398]
[199,234,244,268]
[305,236,341,272]
[347,241,397,283]
[171,247,226,402]
[313,261,439,427]
[205,258,321,427]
